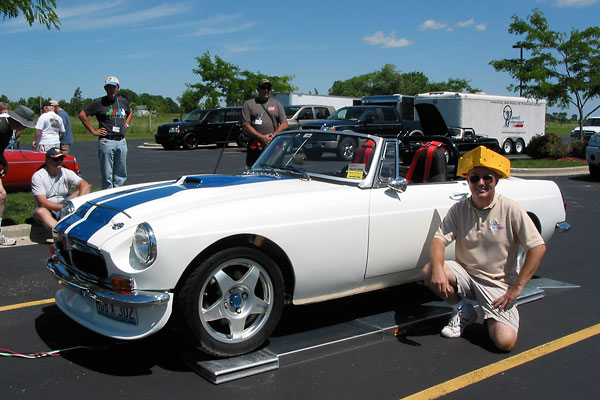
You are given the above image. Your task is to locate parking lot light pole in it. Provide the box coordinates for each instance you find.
[512,44,523,97]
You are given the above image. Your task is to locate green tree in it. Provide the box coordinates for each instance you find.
[328,64,478,97]
[186,51,297,107]
[65,87,85,115]
[1,0,60,29]
[490,9,600,140]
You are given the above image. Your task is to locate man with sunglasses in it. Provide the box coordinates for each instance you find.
[241,79,288,167]
[31,148,91,231]
[422,146,546,351]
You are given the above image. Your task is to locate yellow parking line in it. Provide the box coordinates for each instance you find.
[401,323,600,400]
[0,298,55,312]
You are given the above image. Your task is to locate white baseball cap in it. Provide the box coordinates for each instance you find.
[104,76,120,86]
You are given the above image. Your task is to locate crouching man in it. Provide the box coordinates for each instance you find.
[422,146,546,351]
[31,148,91,230]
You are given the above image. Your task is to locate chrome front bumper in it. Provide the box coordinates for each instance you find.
[47,258,170,306]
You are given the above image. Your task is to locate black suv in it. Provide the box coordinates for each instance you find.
[155,107,246,150]
[300,105,419,161]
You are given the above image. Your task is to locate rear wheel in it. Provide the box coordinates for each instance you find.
[236,132,248,148]
[183,133,199,150]
[514,139,525,154]
[502,139,513,155]
[336,137,357,161]
[179,247,284,357]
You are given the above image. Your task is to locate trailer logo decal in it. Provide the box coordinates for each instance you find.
[503,105,524,128]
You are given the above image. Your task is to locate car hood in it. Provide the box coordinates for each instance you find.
[159,120,199,128]
[414,104,449,135]
[301,119,355,129]
[54,174,349,248]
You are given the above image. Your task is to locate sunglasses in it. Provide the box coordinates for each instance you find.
[469,174,494,184]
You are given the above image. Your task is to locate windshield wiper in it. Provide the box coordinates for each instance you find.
[276,165,311,180]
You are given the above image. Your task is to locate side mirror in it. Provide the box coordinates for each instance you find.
[388,177,408,193]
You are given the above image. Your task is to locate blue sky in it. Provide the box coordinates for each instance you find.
[1,0,599,116]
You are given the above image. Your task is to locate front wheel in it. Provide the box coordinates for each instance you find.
[179,247,284,357]
[183,133,199,150]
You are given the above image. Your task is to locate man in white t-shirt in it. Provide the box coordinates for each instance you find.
[33,101,65,153]
[31,148,91,230]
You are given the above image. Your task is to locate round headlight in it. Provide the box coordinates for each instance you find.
[133,222,157,267]
[60,200,75,220]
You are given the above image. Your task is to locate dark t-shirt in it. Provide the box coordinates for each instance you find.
[0,118,11,170]
[84,96,131,137]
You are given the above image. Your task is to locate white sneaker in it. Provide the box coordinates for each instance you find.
[0,233,16,246]
[441,302,476,338]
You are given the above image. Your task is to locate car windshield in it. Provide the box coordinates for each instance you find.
[182,109,209,122]
[583,118,600,127]
[246,132,377,182]
[284,106,302,118]
[327,107,366,121]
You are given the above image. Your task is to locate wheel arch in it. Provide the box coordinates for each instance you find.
[174,234,296,304]
[527,212,542,234]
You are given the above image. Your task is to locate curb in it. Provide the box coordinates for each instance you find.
[510,166,589,176]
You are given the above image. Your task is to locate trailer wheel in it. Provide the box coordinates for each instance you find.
[514,139,525,154]
[502,139,513,155]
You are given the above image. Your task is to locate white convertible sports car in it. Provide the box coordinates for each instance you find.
[47,130,570,357]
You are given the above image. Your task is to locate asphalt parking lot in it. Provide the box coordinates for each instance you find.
[0,140,598,399]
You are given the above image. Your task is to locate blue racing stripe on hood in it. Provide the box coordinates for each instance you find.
[57,174,282,242]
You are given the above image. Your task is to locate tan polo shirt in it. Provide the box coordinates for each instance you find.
[434,193,545,287]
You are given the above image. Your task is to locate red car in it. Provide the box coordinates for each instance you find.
[2,149,81,192]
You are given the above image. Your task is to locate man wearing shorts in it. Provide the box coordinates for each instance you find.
[422,146,546,351]
[31,148,91,231]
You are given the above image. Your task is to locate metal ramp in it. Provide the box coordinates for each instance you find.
[182,277,578,384]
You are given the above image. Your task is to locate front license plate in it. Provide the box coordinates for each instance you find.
[96,300,138,325]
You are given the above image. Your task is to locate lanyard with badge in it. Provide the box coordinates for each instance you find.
[111,98,123,134]
[254,99,270,126]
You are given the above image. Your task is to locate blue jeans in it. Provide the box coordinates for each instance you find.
[98,138,127,189]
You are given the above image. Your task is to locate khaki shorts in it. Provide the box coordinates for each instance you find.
[446,260,519,333]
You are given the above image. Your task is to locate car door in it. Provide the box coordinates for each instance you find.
[364,141,469,278]
[360,108,382,136]
[203,109,226,144]
[221,108,242,143]
[379,107,402,137]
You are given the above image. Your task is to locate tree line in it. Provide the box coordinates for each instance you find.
[0,87,181,117]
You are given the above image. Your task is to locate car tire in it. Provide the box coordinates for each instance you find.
[502,139,513,155]
[236,132,248,148]
[590,164,600,180]
[337,137,357,161]
[179,247,285,357]
[183,133,199,150]
[514,139,525,154]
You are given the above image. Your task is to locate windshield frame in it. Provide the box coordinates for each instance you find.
[245,130,382,188]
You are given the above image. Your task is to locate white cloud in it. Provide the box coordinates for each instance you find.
[553,0,598,7]
[362,31,413,48]
[457,18,475,28]
[475,23,487,31]
[419,19,448,31]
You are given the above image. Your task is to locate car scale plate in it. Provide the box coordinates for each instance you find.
[96,299,138,325]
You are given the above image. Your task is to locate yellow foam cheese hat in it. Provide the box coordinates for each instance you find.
[457,146,511,179]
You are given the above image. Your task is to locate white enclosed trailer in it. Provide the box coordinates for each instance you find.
[414,92,546,154]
